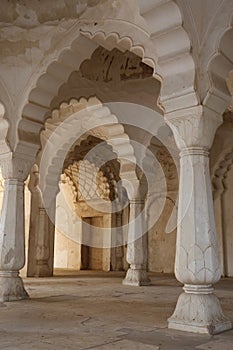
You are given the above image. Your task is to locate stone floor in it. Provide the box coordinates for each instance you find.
[0,271,233,350]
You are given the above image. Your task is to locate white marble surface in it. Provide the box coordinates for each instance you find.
[165,106,232,334]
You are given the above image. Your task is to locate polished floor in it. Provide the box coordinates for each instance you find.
[0,271,233,349]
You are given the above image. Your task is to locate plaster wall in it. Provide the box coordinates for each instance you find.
[222,166,233,276]
[54,186,82,270]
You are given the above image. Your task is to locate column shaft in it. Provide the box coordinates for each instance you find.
[123,199,150,286]
[0,179,29,301]
[166,107,232,334]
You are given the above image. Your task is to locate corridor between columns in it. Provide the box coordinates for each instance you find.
[0,1,233,342]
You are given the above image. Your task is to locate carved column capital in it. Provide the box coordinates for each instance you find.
[0,153,34,182]
[165,106,222,151]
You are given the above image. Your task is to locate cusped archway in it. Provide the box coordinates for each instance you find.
[38,96,139,208]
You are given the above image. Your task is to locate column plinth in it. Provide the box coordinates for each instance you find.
[0,271,29,302]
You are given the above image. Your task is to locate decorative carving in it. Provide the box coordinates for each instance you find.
[0,155,33,181]
[212,150,233,198]
[60,173,78,205]
[150,144,178,194]
[80,46,153,83]
[62,134,121,204]
[101,163,120,202]
[165,106,222,150]
[64,160,111,202]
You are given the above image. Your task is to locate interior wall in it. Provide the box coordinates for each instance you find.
[81,215,112,272]
[147,195,177,273]
[210,116,233,277]
[54,184,82,270]
[54,183,113,272]
[222,165,233,276]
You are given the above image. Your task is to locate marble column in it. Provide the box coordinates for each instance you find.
[165,106,232,334]
[123,198,150,286]
[0,156,32,301]
[27,165,55,277]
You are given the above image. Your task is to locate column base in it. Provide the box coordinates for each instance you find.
[168,287,232,334]
[122,266,151,286]
[35,262,53,277]
[0,271,29,302]
[27,261,53,277]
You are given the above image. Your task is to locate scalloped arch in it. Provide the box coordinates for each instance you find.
[16,0,196,160]
[80,30,156,72]
[81,0,197,111]
[38,96,139,207]
[18,34,99,156]
[63,136,121,205]
[64,159,111,202]
[204,17,233,115]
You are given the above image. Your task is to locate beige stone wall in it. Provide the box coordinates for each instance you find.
[54,184,82,270]
[54,229,81,270]
[222,166,233,276]
[54,184,112,272]
[147,195,177,273]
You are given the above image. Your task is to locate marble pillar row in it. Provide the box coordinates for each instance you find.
[27,165,55,277]
[165,106,232,334]
[123,198,150,286]
[0,156,32,301]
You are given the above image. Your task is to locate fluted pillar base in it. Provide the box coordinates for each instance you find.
[122,265,151,286]
[168,285,232,334]
[0,271,29,302]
